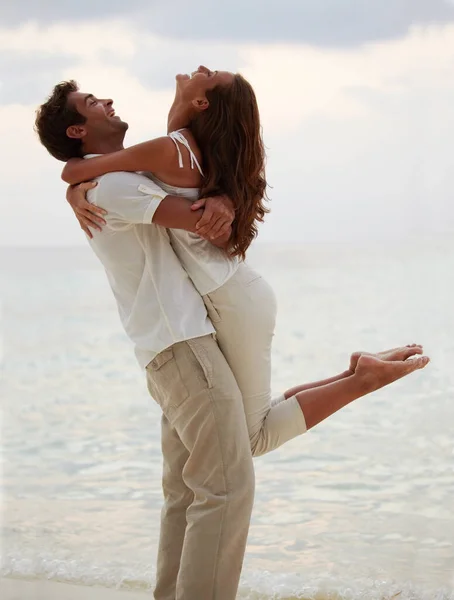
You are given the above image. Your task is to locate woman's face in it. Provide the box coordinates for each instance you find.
[175,65,234,101]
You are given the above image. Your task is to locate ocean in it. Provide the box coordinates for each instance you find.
[1,241,453,599]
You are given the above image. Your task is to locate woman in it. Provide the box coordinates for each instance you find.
[63,66,427,456]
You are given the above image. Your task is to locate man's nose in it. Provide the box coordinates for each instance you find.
[103,98,113,108]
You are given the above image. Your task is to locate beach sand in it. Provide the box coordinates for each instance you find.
[1,578,147,600]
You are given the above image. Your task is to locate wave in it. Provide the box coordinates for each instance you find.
[1,553,453,600]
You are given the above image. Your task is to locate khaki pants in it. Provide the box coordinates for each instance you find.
[146,334,255,600]
[203,263,307,457]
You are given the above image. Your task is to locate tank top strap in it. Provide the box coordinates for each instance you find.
[168,129,204,177]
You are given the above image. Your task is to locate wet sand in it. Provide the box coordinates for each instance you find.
[0,578,146,600]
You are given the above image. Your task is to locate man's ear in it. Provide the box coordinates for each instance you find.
[191,96,209,112]
[66,125,87,140]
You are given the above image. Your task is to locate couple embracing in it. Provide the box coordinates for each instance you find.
[35,65,428,600]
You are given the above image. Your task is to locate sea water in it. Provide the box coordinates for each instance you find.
[1,242,453,599]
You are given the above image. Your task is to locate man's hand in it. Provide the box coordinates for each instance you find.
[209,226,232,250]
[66,181,107,239]
[192,195,235,240]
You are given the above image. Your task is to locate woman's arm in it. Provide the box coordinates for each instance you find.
[61,136,178,185]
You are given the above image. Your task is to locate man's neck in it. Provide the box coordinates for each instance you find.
[83,136,125,156]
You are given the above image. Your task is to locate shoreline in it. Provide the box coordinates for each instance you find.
[0,578,147,600]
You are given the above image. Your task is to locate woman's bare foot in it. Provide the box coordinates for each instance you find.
[355,353,430,392]
[349,344,423,373]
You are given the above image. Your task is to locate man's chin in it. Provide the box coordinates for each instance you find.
[116,120,129,132]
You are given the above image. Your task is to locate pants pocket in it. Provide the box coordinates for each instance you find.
[146,347,190,415]
[187,338,214,389]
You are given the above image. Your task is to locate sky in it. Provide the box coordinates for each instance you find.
[1,1,454,246]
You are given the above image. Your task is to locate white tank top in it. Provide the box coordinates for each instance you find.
[146,129,239,296]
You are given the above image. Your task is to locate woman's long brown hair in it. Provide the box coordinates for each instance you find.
[190,74,269,260]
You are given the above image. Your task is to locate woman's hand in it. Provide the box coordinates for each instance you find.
[66,181,107,239]
[192,195,235,241]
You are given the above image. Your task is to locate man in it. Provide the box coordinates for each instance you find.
[35,81,255,600]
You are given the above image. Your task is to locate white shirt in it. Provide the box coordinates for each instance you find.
[145,174,240,295]
[85,163,215,369]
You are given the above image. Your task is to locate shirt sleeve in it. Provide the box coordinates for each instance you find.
[88,172,168,227]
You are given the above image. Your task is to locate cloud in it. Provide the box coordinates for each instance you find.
[0,21,241,106]
[0,21,137,105]
[2,21,454,246]
[140,0,454,47]
[0,55,69,105]
[0,20,136,60]
[0,1,143,24]
[1,0,454,47]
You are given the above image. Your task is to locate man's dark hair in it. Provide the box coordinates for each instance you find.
[35,80,86,162]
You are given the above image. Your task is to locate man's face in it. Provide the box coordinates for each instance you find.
[67,91,128,142]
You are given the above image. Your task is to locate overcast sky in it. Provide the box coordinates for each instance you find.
[1,1,454,246]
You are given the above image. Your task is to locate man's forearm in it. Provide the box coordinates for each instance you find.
[152,195,232,249]
[152,195,202,232]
